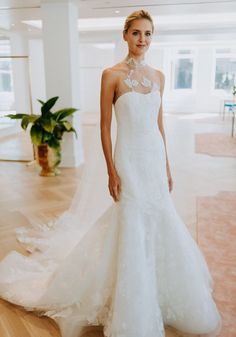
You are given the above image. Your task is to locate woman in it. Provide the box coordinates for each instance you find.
[98,10,222,336]
[0,9,221,337]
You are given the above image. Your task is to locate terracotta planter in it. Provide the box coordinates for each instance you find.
[35,144,61,177]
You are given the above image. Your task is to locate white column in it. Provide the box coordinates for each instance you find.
[41,0,83,167]
[28,39,46,115]
[10,33,31,115]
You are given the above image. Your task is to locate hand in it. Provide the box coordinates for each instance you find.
[108,171,121,202]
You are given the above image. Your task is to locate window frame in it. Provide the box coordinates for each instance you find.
[170,47,197,94]
[211,47,236,97]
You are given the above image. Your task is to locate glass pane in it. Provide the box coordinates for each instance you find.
[174,58,193,89]
[0,60,13,92]
[215,58,236,90]
[0,39,15,121]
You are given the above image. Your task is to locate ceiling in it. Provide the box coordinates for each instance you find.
[0,0,236,41]
[0,0,236,16]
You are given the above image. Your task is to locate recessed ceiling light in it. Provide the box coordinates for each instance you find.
[115,10,120,14]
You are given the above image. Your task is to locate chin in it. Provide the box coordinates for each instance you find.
[137,46,149,52]
[136,49,147,56]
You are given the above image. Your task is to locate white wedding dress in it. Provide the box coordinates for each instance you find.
[0,65,221,337]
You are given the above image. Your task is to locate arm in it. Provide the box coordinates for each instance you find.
[157,71,173,192]
[100,68,121,201]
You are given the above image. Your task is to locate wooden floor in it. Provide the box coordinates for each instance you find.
[0,113,235,337]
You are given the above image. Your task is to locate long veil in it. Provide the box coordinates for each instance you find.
[16,112,117,262]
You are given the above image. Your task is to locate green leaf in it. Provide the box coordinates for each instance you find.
[38,111,54,122]
[62,121,73,131]
[61,121,77,137]
[5,113,28,119]
[41,96,59,116]
[42,131,52,143]
[21,114,40,130]
[70,126,78,138]
[40,119,57,133]
[30,125,43,145]
[28,115,40,123]
[53,125,63,140]
[54,108,77,121]
[47,137,61,150]
[21,116,30,130]
[37,99,45,105]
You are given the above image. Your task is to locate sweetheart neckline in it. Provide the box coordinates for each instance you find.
[114,89,160,107]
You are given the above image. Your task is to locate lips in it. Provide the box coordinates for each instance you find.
[137,45,146,47]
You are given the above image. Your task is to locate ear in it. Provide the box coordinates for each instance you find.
[123,31,127,41]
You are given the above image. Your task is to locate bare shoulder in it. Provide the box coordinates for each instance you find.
[101,67,117,86]
[101,63,124,84]
[154,69,165,85]
[152,68,165,93]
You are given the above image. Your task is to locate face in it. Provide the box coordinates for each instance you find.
[123,18,153,57]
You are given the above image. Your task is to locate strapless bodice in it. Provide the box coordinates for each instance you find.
[113,89,163,151]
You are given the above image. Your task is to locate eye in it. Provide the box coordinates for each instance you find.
[132,31,139,36]
[145,32,152,37]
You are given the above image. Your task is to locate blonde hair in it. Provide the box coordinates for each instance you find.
[123,10,154,33]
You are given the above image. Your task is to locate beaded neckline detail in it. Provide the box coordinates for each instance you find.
[125,57,147,67]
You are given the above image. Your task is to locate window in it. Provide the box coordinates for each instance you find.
[172,49,195,90]
[214,48,236,92]
[0,38,15,121]
[0,59,13,92]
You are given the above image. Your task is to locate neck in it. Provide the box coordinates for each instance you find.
[125,54,146,67]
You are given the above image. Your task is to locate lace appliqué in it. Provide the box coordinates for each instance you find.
[123,69,159,92]
[124,77,139,89]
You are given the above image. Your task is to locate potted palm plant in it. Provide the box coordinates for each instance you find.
[6,96,77,176]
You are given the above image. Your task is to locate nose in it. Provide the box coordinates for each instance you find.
[139,33,145,43]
